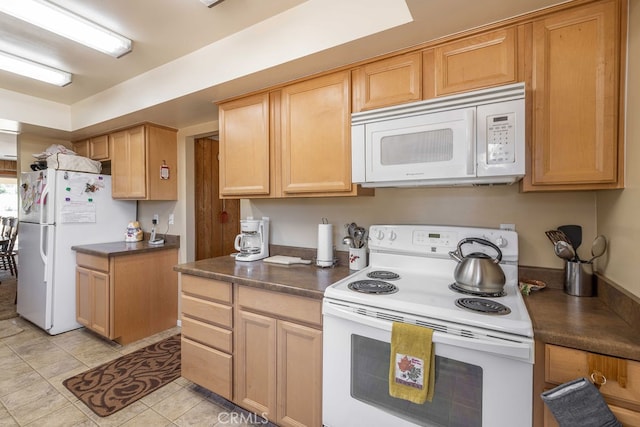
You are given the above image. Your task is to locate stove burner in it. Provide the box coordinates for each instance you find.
[348,280,398,294]
[455,298,511,315]
[366,270,400,280]
[449,283,505,298]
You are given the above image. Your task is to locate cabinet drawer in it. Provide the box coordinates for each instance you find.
[546,345,640,406]
[76,253,109,272]
[182,316,232,353]
[237,286,322,327]
[182,274,232,303]
[182,337,232,400]
[181,294,232,328]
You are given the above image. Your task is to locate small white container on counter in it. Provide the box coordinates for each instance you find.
[349,247,367,270]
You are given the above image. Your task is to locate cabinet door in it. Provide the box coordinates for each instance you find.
[76,266,110,337]
[235,310,277,420]
[352,52,422,112]
[111,125,146,198]
[525,0,622,190]
[276,321,322,427]
[89,135,110,161]
[219,93,271,197]
[423,27,517,98]
[72,140,89,158]
[281,71,352,194]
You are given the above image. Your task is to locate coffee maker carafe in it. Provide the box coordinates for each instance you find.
[234,217,269,261]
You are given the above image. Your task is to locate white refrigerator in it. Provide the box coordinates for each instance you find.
[18,169,137,335]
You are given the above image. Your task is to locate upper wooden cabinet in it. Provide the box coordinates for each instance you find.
[423,27,519,99]
[351,52,422,112]
[523,0,624,191]
[219,93,271,197]
[110,124,178,200]
[280,70,354,195]
[72,134,110,161]
[219,71,371,199]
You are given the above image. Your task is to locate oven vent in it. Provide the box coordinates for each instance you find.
[415,320,448,334]
[375,312,403,323]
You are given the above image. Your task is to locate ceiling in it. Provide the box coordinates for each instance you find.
[0,0,566,141]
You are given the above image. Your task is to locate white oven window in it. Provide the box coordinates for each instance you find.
[351,334,482,427]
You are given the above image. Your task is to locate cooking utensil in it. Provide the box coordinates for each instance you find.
[342,235,355,248]
[545,229,571,246]
[353,227,366,248]
[558,225,582,258]
[587,235,607,263]
[554,241,575,261]
[448,237,505,293]
[346,223,357,239]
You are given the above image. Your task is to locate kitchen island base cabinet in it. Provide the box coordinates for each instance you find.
[75,250,178,345]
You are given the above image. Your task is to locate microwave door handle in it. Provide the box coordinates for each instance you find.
[466,109,475,176]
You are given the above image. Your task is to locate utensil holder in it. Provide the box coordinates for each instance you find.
[349,247,367,271]
[564,261,595,297]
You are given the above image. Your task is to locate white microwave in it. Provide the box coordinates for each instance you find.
[351,83,525,187]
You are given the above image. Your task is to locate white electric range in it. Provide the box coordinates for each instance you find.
[323,224,534,427]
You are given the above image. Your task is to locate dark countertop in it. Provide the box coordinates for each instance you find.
[72,234,180,257]
[521,267,640,362]
[174,255,353,300]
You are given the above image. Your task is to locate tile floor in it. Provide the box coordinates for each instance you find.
[0,317,272,426]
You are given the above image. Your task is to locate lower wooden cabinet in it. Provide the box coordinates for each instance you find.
[235,286,323,427]
[538,344,640,427]
[75,249,178,344]
[180,275,234,400]
[179,273,323,427]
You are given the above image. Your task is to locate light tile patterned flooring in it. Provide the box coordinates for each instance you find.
[0,317,270,426]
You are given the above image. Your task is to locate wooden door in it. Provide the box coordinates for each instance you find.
[423,26,518,98]
[194,136,239,260]
[525,0,622,190]
[219,93,271,196]
[276,320,323,427]
[235,310,277,420]
[280,70,352,194]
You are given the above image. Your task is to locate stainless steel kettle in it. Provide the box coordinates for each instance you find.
[449,237,506,293]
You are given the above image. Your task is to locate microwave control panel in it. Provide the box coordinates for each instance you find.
[486,112,516,164]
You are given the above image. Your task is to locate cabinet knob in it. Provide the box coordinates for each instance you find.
[590,370,607,389]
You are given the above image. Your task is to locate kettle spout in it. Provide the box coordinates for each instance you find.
[448,250,462,262]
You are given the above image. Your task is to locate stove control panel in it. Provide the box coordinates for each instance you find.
[368,225,518,261]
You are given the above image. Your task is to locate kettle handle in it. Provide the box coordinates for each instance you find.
[456,237,502,263]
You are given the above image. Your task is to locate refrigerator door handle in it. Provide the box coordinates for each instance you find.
[39,177,50,225]
[40,224,48,282]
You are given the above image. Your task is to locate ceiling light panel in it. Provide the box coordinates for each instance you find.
[0,0,132,58]
[0,50,72,86]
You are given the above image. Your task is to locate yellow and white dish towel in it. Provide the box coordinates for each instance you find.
[389,322,435,404]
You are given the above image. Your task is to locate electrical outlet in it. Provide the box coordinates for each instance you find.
[153,214,159,223]
[169,214,174,225]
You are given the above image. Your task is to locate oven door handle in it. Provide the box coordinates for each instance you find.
[323,300,533,362]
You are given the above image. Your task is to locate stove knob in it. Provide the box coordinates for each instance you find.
[375,229,385,240]
[496,236,508,248]
[388,230,397,241]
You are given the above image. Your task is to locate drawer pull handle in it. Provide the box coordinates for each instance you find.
[590,370,607,389]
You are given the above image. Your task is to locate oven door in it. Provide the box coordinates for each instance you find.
[322,300,533,427]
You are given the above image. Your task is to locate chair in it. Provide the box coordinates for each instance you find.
[0,217,18,276]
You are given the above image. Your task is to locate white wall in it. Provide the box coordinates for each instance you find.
[245,186,597,269]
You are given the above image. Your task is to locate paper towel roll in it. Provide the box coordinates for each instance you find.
[317,223,333,267]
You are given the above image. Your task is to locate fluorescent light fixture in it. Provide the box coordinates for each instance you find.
[0,119,21,135]
[200,0,225,7]
[0,50,72,86]
[0,0,132,58]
